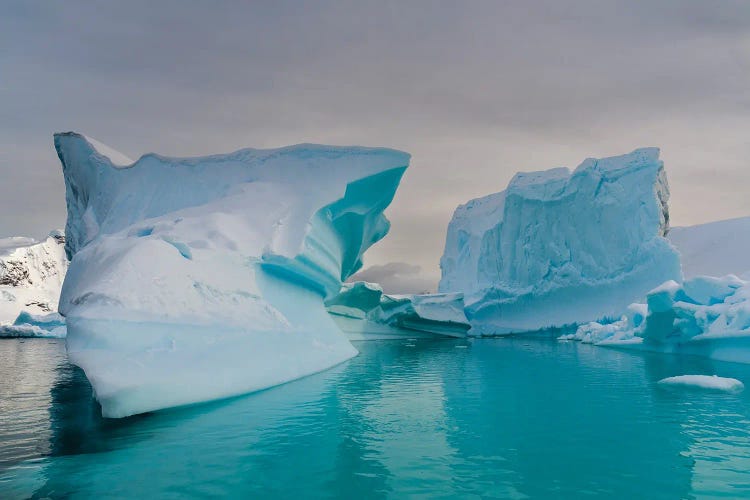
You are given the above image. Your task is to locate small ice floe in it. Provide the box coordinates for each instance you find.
[657,375,744,393]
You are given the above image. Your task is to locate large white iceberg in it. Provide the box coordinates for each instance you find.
[439,148,681,335]
[0,231,68,337]
[55,132,409,417]
[325,282,470,339]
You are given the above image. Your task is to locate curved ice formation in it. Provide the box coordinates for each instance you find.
[0,231,68,336]
[657,375,744,393]
[326,282,470,339]
[439,148,681,335]
[55,132,409,417]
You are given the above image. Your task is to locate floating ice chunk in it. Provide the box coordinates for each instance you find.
[372,292,470,337]
[0,311,67,338]
[325,281,383,320]
[574,274,750,363]
[326,282,470,339]
[657,375,744,393]
[55,132,409,417]
[440,148,681,334]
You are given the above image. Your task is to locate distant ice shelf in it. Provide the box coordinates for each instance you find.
[668,216,750,279]
[55,132,409,417]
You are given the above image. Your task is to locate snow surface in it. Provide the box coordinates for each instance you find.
[657,375,744,393]
[0,232,68,337]
[83,135,135,167]
[326,282,470,339]
[668,216,750,279]
[55,132,409,417]
[439,148,681,335]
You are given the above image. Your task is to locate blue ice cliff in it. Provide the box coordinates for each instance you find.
[439,148,682,335]
[54,132,409,417]
[325,282,470,339]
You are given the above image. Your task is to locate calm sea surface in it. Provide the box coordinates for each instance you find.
[2,337,750,499]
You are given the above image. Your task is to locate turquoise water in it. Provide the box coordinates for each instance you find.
[2,338,750,498]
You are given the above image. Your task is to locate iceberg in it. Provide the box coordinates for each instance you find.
[564,215,750,363]
[326,282,470,339]
[439,148,681,335]
[0,311,67,338]
[0,231,68,337]
[54,132,409,417]
[567,275,750,364]
[657,375,744,393]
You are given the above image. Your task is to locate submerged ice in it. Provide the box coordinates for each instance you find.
[55,132,409,417]
[439,148,681,335]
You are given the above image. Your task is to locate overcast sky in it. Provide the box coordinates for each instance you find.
[2,1,749,291]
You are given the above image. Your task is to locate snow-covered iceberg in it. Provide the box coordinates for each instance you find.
[326,282,470,339]
[0,231,68,337]
[439,148,681,335]
[55,132,409,417]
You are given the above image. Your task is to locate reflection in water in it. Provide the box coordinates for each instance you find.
[643,352,750,498]
[2,338,750,497]
[0,339,60,469]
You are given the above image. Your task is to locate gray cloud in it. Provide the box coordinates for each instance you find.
[348,262,435,295]
[1,1,749,293]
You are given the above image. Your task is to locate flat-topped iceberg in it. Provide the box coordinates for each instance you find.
[0,231,68,337]
[439,148,681,335]
[326,282,470,339]
[55,132,409,417]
